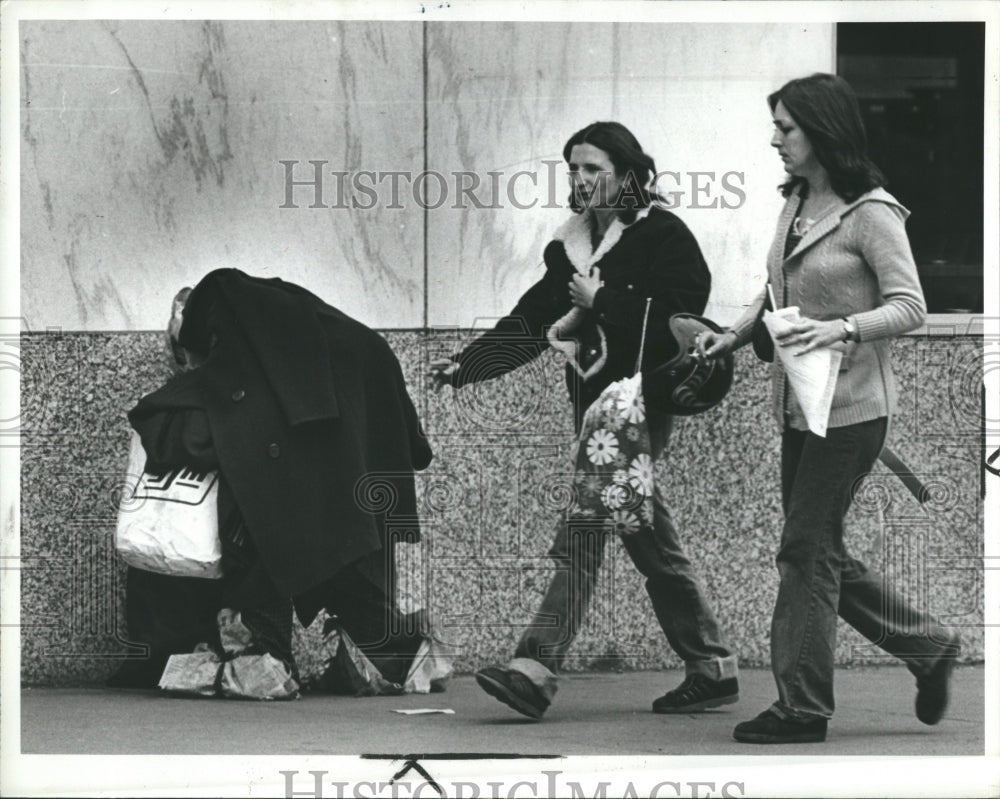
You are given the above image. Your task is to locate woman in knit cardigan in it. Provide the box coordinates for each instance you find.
[699,73,961,744]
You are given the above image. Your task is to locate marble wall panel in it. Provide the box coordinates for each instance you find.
[20,20,424,332]
[21,21,833,332]
[425,22,617,331]
[425,22,834,329]
[610,23,835,323]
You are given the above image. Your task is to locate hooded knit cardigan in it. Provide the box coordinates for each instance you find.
[729,186,926,431]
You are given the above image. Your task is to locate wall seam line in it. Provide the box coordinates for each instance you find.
[422,20,429,332]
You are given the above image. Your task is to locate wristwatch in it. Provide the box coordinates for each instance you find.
[841,316,857,342]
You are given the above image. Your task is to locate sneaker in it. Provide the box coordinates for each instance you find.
[475,666,550,719]
[652,674,739,713]
[733,709,827,744]
[915,635,961,725]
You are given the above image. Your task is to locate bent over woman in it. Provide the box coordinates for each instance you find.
[128,269,433,693]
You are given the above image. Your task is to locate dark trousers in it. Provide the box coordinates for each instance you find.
[303,553,424,685]
[772,419,956,719]
[231,541,423,686]
[107,567,224,688]
[112,541,420,687]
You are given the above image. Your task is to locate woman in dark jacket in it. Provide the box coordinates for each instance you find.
[431,121,739,719]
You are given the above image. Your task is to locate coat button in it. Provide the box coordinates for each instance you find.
[231,389,245,402]
[267,443,281,458]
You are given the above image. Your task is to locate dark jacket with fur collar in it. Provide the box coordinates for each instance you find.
[128,269,432,602]
[451,205,711,429]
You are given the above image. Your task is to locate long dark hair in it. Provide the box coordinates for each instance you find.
[563,121,657,223]
[769,73,885,201]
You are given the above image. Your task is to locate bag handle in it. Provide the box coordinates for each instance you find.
[634,297,653,376]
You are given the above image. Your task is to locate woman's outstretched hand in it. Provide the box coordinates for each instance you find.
[429,358,459,391]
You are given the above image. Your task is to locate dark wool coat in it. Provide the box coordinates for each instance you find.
[450,205,712,430]
[129,269,432,600]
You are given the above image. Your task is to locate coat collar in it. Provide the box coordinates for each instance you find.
[545,204,654,380]
[553,203,654,274]
[782,185,908,264]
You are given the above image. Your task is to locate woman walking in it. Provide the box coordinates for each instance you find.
[699,73,961,744]
[432,121,739,719]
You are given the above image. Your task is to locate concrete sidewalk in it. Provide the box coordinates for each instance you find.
[18,665,984,756]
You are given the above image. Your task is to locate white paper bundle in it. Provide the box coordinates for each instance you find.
[403,636,456,695]
[763,307,843,437]
[157,650,221,696]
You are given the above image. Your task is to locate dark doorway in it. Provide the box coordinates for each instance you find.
[838,22,985,313]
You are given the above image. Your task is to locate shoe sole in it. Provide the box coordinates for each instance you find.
[475,672,545,720]
[733,729,826,744]
[653,692,739,714]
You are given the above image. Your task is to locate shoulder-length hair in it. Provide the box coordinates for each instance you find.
[769,73,886,201]
[563,121,658,223]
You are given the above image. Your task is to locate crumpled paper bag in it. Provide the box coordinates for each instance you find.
[157,608,299,700]
[403,637,454,694]
[764,306,843,437]
[220,653,299,700]
[312,624,454,696]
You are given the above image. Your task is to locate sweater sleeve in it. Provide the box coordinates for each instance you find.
[852,202,927,342]
[727,286,767,347]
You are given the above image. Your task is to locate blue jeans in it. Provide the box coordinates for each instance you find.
[772,419,957,720]
[510,410,738,700]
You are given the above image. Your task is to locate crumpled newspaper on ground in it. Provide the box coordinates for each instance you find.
[157,609,299,700]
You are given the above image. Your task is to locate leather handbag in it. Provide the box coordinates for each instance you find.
[115,431,223,578]
[637,300,734,415]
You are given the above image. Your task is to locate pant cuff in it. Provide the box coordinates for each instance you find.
[507,657,559,702]
[770,700,830,722]
[684,654,739,682]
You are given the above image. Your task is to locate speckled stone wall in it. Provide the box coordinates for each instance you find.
[20,331,984,685]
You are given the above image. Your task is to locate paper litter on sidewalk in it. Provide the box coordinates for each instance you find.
[392,708,455,715]
[763,306,843,437]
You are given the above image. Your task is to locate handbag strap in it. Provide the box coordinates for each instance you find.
[634,297,653,375]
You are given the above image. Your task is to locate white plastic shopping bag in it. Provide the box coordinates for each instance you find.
[115,431,223,578]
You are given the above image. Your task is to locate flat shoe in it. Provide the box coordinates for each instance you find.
[733,709,827,744]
